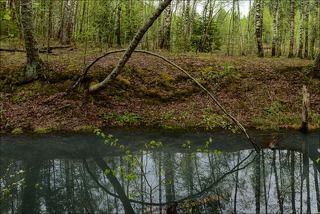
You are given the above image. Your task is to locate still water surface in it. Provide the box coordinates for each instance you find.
[1,130,320,213]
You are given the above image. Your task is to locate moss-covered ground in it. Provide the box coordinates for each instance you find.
[1,48,319,134]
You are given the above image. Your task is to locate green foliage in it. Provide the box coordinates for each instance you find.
[201,64,241,82]
[253,101,302,130]
[34,127,52,134]
[100,112,141,125]
[11,128,23,135]
[263,101,286,116]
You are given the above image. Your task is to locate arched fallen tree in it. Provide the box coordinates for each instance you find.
[72,49,260,152]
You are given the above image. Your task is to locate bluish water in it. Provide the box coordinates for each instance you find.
[1,130,319,213]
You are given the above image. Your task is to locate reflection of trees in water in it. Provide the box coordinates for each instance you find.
[1,143,320,213]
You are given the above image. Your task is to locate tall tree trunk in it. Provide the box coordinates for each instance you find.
[116,0,122,47]
[60,0,72,45]
[47,0,53,39]
[20,0,43,80]
[272,0,278,56]
[184,0,191,52]
[89,0,172,92]
[247,0,252,54]
[79,0,86,34]
[288,0,295,58]
[276,2,282,56]
[237,0,244,55]
[310,1,318,59]
[160,1,172,50]
[304,0,309,58]
[298,0,304,58]
[255,0,264,57]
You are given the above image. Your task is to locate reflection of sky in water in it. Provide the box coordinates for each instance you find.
[1,130,320,213]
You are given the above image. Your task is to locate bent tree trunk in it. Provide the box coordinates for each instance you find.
[89,0,172,92]
[20,0,43,80]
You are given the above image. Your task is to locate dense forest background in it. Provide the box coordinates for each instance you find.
[0,0,319,58]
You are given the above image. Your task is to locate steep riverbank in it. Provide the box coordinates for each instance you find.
[1,49,320,134]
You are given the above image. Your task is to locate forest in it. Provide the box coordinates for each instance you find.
[1,0,320,214]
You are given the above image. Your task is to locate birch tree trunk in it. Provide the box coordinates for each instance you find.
[60,0,72,45]
[272,0,278,57]
[255,0,264,57]
[288,0,295,58]
[89,0,172,92]
[160,1,172,50]
[20,0,43,80]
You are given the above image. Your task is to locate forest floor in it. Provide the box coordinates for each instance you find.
[1,48,320,134]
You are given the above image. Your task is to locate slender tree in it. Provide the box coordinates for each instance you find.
[116,0,122,47]
[298,0,305,58]
[255,0,264,57]
[272,0,279,56]
[304,0,309,58]
[310,0,318,58]
[288,0,295,58]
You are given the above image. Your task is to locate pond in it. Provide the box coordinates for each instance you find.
[1,129,320,213]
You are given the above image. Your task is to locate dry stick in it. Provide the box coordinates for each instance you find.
[73,49,260,152]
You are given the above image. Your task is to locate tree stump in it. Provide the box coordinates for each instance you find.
[300,85,310,133]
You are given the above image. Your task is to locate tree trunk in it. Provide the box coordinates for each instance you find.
[60,0,72,45]
[276,1,282,57]
[255,0,264,57]
[237,0,244,55]
[89,0,172,92]
[310,1,318,59]
[272,0,278,56]
[79,0,86,34]
[298,0,304,58]
[20,0,43,80]
[160,1,172,50]
[247,0,252,54]
[304,0,309,58]
[116,0,122,47]
[288,0,295,58]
